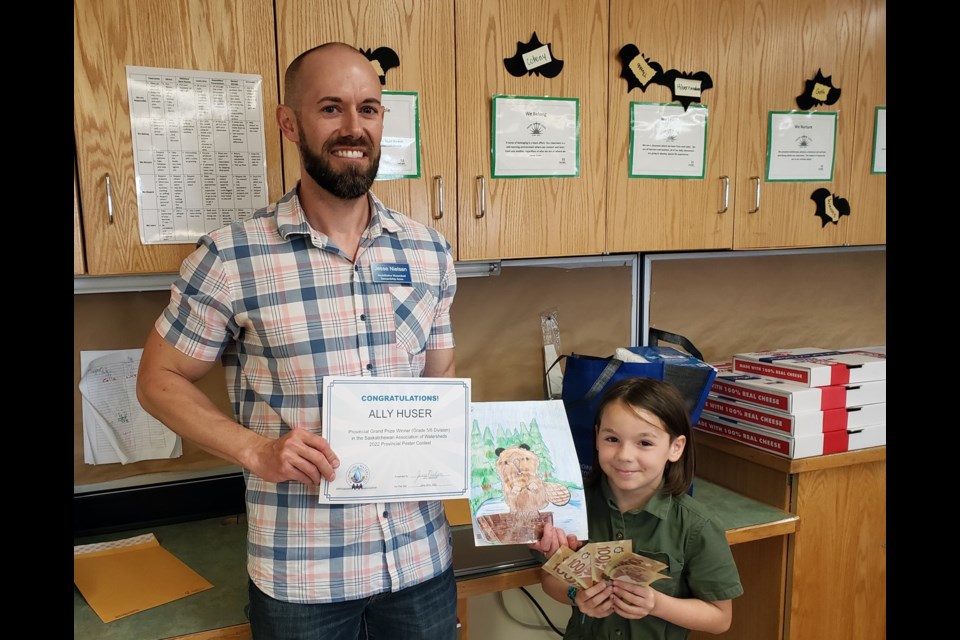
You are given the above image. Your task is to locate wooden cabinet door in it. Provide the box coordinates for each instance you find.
[73,0,283,275]
[732,0,861,249]
[455,0,608,260]
[845,0,885,246]
[606,0,742,253]
[74,160,86,275]
[275,0,458,254]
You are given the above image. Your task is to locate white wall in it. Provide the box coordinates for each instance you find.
[466,584,574,640]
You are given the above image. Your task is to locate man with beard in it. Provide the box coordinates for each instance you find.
[136,43,459,639]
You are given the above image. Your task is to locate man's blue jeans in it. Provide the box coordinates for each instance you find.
[247,566,458,640]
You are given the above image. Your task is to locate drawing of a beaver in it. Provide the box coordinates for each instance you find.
[494,444,571,518]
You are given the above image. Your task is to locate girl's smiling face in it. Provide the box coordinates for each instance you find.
[596,399,686,512]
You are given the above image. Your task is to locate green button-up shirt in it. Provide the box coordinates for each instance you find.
[562,477,744,640]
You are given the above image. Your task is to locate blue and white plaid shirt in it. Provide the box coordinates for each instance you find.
[156,184,457,603]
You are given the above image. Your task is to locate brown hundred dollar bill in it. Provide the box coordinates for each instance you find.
[601,552,671,587]
[541,546,581,587]
[591,540,632,583]
[558,543,597,588]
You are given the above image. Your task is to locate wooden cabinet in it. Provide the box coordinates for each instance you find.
[732,0,860,249]
[693,431,886,640]
[606,0,742,253]
[606,0,885,253]
[845,0,886,246]
[74,160,86,275]
[455,0,609,260]
[74,0,882,271]
[274,0,457,252]
[73,0,284,275]
[278,0,608,262]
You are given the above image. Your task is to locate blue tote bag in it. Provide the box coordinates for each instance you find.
[555,346,716,478]
[557,353,664,478]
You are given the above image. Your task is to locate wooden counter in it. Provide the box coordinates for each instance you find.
[74,478,797,640]
[693,431,886,640]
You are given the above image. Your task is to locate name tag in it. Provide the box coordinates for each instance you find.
[372,262,412,284]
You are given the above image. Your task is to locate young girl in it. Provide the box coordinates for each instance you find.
[537,377,743,639]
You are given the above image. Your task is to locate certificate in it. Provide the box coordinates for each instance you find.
[318,376,471,503]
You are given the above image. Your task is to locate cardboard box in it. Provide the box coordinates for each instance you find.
[710,362,886,412]
[695,412,886,459]
[732,347,886,387]
[703,394,886,436]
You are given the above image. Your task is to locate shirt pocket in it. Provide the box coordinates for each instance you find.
[390,285,438,355]
[634,549,684,597]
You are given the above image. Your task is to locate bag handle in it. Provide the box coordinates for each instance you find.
[582,358,623,403]
[547,353,624,404]
[648,328,705,362]
[545,353,566,400]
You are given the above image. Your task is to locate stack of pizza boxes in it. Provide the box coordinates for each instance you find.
[695,347,886,459]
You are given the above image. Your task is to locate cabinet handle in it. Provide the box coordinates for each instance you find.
[747,176,761,214]
[717,175,729,214]
[432,175,444,220]
[475,175,486,219]
[105,174,115,224]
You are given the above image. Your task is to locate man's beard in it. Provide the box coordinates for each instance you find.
[299,126,380,200]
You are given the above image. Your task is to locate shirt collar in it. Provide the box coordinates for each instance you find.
[600,475,673,520]
[273,182,403,241]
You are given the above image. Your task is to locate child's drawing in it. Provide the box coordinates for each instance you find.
[469,400,589,546]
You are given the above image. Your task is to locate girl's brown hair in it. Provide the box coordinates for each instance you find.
[584,377,695,496]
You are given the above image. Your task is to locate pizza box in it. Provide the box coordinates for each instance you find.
[710,362,886,412]
[731,347,886,387]
[703,394,886,436]
[695,412,885,459]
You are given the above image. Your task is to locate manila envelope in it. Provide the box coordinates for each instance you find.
[74,533,213,623]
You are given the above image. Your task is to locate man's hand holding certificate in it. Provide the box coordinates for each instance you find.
[318,376,471,503]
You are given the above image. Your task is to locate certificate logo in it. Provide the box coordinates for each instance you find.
[347,463,371,489]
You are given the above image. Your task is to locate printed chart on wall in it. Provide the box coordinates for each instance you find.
[126,66,270,245]
[469,400,588,546]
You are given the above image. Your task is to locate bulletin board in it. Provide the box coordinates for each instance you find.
[73,264,636,489]
[642,247,886,365]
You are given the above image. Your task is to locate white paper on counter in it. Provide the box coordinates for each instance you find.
[79,349,182,465]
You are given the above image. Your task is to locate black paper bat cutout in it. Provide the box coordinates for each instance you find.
[652,69,714,110]
[617,44,663,91]
[810,187,851,227]
[503,32,564,78]
[796,69,841,110]
[360,46,400,85]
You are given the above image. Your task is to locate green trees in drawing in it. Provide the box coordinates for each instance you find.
[469,416,557,512]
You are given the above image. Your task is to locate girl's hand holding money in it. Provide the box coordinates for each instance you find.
[578,581,616,618]
[529,521,582,556]
[611,581,656,619]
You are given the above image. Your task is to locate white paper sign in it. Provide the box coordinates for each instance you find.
[492,96,579,177]
[376,91,421,179]
[872,107,886,174]
[766,111,838,181]
[629,102,707,178]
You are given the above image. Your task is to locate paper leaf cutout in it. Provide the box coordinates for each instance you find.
[810,187,851,227]
[653,69,714,110]
[504,32,564,78]
[797,69,841,110]
[360,46,400,85]
[617,44,663,91]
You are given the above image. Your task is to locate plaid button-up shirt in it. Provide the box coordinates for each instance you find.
[156,184,457,603]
